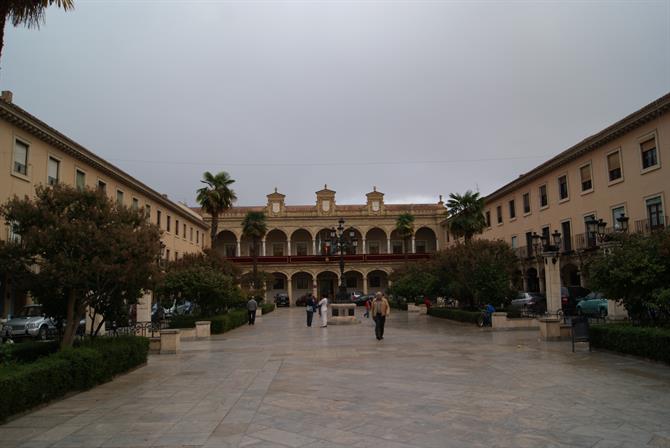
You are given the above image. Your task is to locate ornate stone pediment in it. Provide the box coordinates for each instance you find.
[267,187,286,216]
[316,184,336,216]
[366,186,384,215]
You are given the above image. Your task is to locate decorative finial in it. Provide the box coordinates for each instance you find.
[274,187,278,193]
[373,186,376,192]
[324,184,327,189]
[439,194,443,202]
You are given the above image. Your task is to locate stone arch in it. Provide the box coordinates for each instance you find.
[561,263,580,286]
[364,227,388,254]
[315,227,335,255]
[316,270,340,299]
[266,229,288,256]
[366,269,389,294]
[415,227,438,253]
[389,229,408,254]
[213,230,237,257]
[291,271,315,303]
[343,269,365,295]
[290,228,313,256]
[267,271,289,303]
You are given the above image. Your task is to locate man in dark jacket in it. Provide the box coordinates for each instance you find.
[305,293,316,327]
[247,297,258,325]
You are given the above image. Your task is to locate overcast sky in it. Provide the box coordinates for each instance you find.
[1,0,669,207]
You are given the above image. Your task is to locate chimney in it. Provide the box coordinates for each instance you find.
[1,91,13,103]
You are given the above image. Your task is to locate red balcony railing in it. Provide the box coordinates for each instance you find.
[225,253,432,264]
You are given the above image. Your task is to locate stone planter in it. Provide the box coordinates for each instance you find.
[149,337,161,354]
[196,321,211,338]
[329,303,359,325]
[491,312,539,331]
[538,318,562,341]
[160,329,181,354]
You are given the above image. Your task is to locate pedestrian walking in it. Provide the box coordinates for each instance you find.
[318,295,329,327]
[306,293,316,327]
[247,297,258,325]
[364,296,371,318]
[371,292,390,340]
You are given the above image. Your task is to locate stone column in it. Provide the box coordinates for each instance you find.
[411,237,416,254]
[236,240,241,257]
[287,240,291,256]
[287,276,293,305]
[361,238,366,254]
[363,275,368,294]
[387,238,391,254]
[544,256,562,315]
[262,239,266,256]
[312,239,316,255]
[312,274,318,296]
[136,291,152,323]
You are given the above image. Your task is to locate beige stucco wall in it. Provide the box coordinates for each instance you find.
[480,113,669,248]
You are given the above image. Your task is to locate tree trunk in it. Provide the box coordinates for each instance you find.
[61,290,81,349]
[0,6,7,71]
[252,236,258,289]
[209,213,218,248]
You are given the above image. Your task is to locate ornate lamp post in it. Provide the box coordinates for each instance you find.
[616,213,630,233]
[327,218,358,303]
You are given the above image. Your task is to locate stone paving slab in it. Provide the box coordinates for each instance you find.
[2,308,670,447]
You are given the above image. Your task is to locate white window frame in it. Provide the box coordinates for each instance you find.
[638,130,661,174]
[539,183,549,210]
[12,137,30,180]
[606,148,624,186]
[47,154,61,186]
[557,173,570,203]
[610,203,627,231]
[116,189,125,205]
[508,199,516,221]
[522,192,531,216]
[75,168,87,190]
[578,161,594,195]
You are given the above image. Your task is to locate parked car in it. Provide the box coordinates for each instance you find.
[576,292,608,317]
[4,305,58,340]
[561,286,591,315]
[275,293,290,307]
[510,292,546,315]
[353,294,374,307]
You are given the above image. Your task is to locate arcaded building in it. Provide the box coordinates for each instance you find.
[473,92,670,293]
[199,186,446,304]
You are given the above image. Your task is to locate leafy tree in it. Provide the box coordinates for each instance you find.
[446,190,486,242]
[390,262,438,302]
[395,213,415,261]
[241,211,267,288]
[587,230,670,323]
[0,1,74,67]
[0,184,160,348]
[196,171,237,245]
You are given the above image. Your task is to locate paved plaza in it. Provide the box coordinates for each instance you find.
[2,308,670,448]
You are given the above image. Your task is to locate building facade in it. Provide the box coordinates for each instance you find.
[473,92,670,293]
[0,91,208,317]
[198,186,446,304]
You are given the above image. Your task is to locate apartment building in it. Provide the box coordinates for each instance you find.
[477,92,669,292]
[195,186,446,303]
[0,91,208,317]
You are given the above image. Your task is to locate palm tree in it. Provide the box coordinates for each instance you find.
[242,211,267,288]
[196,171,237,245]
[446,190,486,243]
[1,1,74,67]
[395,213,415,261]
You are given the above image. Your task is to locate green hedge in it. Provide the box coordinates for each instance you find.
[261,303,275,314]
[427,308,481,324]
[590,324,670,364]
[390,301,408,311]
[169,307,274,334]
[0,341,60,365]
[0,336,148,422]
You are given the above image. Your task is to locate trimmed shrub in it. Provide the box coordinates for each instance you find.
[0,341,60,365]
[168,315,198,329]
[209,310,248,334]
[427,308,480,324]
[390,301,408,311]
[0,336,149,422]
[261,303,275,314]
[590,324,670,364]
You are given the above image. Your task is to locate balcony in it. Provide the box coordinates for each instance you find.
[635,217,668,235]
[225,253,432,264]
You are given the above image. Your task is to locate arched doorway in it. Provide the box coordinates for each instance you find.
[291,271,314,303]
[267,272,288,303]
[315,228,334,255]
[266,229,288,256]
[367,269,389,294]
[344,270,364,295]
[389,229,408,254]
[561,263,580,286]
[290,229,313,256]
[316,271,339,299]
[415,227,437,253]
[365,228,387,254]
[213,230,237,258]
[526,268,539,292]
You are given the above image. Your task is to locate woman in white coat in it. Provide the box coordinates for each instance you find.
[317,296,328,328]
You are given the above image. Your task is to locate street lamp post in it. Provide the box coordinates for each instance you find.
[327,218,358,303]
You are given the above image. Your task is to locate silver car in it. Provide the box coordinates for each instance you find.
[5,305,58,340]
